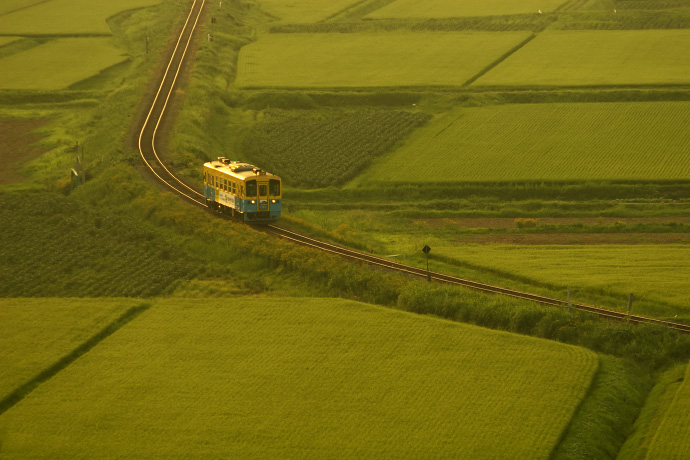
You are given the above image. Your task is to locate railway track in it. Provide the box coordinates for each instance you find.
[138,0,207,207]
[137,0,690,335]
[265,226,690,334]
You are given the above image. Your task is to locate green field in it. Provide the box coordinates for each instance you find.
[242,110,431,187]
[0,0,160,35]
[353,101,690,183]
[475,30,690,87]
[433,244,690,315]
[0,298,598,459]
[0,299,136,400]
[235,31,531,88]
[0,38,127,90]
[0,37,22,47]
[644,362,690,459]
[367,0,565,18]
[256,0,359,23]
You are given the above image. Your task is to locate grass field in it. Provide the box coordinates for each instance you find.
[0,38,127,90]
[644,361,690,459]
[367,0,565,18]
[0,0,161,35]
[235,31,531,88]
[256,0,359,23]
[0,37,22,47]
[352,101,690,183]
[475,30,690,87]
[0,298,136,400]
[0,298,598,459]
[432,244,690,316]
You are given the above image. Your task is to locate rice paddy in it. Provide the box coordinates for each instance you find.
[353,101,690,183]
[235,31,531,88]
[0,38,127,90]
[366,0,565,18]
[0,298,598,459]
[474,30,690,87]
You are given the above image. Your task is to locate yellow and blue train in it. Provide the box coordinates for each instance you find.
[203,157,281,222]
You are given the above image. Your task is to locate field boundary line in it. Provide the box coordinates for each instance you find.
[0,303,151,416]
[463,33,537,87]
[325,0,397,22]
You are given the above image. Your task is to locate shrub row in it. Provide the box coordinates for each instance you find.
[397,282,690,369]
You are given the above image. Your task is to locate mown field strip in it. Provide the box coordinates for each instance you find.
[0,298,598,459]
[254,0,359,23]
[433,244,690,313]
[0,38,127,90]
[474,30,690,87]
[235,31,531,89]
[355,101,690,183]
[644,361,690,459]
[366,0,564,18]
[0,299,138,400]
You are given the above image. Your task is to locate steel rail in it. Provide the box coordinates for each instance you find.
[138,0,206,206]
[135,1,690,335]
[266,225,690,334]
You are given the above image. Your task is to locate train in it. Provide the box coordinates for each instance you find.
[203,157,282,222]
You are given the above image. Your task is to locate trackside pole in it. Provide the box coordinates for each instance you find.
[422,245,431,281]
[567,287,571,313]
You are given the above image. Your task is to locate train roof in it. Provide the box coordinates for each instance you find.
[204,157,279,180]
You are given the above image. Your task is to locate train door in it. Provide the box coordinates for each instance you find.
[258,182,269,213]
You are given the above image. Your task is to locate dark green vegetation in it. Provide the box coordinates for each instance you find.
[242,110,430,187]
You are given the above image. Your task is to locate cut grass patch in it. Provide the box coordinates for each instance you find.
[0,298,598,459]
[235,31,531,88]
[0,38,127,90]
[474,30,690,87]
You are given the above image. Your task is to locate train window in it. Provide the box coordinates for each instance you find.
[223,179,228,191]
[232,182,236,194]
[269,179,280,196]
[246,180,257,197]
[259,185,267,196]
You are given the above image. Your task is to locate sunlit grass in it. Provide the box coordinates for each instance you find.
[0,298,597,459]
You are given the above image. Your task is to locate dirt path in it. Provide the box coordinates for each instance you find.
[0,118,48,185]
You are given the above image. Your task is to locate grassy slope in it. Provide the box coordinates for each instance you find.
[0,298,597,459]
[643,361,690,459]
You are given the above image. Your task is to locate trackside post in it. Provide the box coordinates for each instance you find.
[422,245,431,281]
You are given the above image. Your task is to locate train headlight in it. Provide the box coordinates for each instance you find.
[271,199,276,204]
[251,200,256,204]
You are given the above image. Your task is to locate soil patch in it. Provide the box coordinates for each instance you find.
[425,217,690,229]
[453,233,690,245]
[0,118,48,185]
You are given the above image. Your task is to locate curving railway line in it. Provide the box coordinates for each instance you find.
[137,0,690,335]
